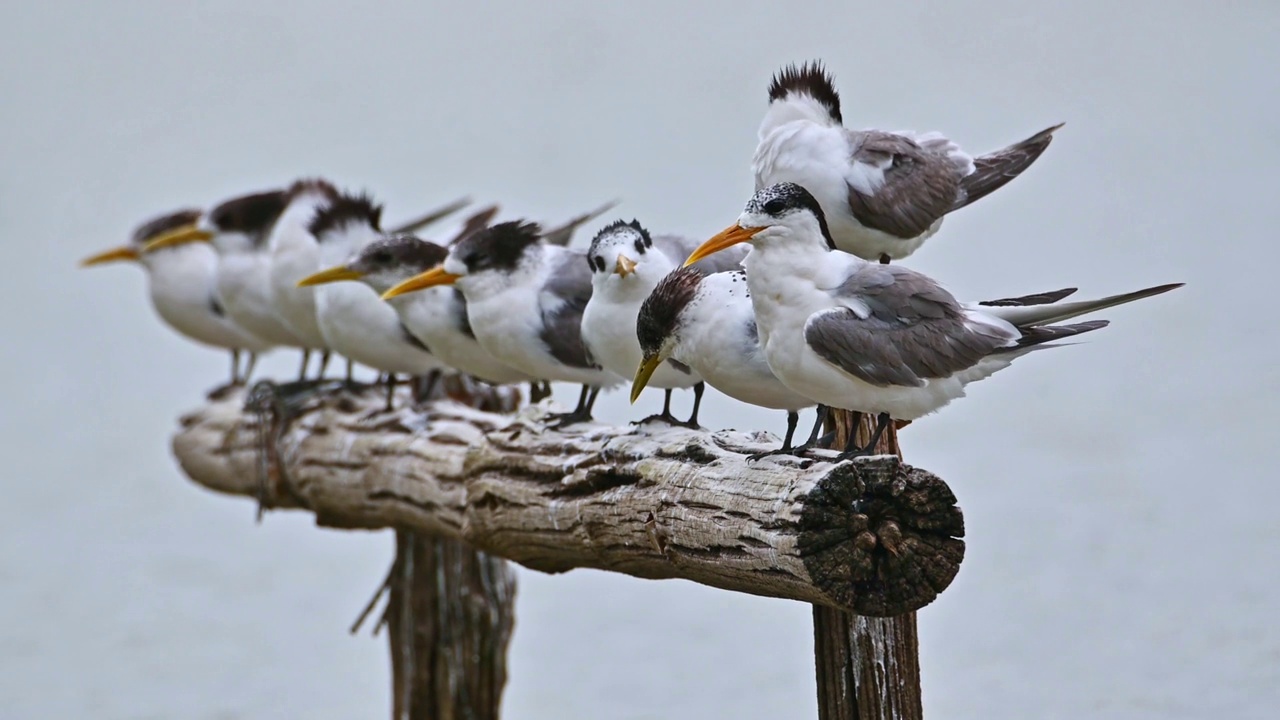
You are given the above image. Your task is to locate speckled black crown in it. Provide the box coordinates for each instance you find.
[592,219,653,252]
[453,220,543,274]
[768,61,842,124]
[356,234,449,273]
[131,208,202,245]
[308,192,383,239]
[749,182,837,250]
[637,267,704,355]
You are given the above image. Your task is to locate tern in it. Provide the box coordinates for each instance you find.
[581,219,745,426]
[143,188,315,378]
[81,209,272,383]
[381,220,621,427]
[754,61,1062,262]
[267,180,472,379]
[685,182,1182,457]
[633,266,825,456]
[295,192,447,397]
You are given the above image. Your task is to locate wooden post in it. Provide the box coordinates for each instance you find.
[813,410,922,720]
[386,532,516,720]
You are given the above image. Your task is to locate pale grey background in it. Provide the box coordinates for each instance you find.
[2,1,1277,718]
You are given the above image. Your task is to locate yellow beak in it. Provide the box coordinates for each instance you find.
[381,266,461,300]
[683,224,762,267]
[615,254,637,277]
[630,354,663,404]
[141,224,214,253]
[80,246,139,267]
[296,265,364,287]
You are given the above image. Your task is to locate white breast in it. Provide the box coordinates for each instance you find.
[145,245,273,352]
[389,289,531,385]
[215,253,307,347]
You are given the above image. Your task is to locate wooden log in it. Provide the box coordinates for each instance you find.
[813,410,925,720]
[174,385,964,617]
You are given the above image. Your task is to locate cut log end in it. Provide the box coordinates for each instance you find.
[798,457,965,616]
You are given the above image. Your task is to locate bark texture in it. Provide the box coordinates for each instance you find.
[173,385,963,617]
[813,410,927,720]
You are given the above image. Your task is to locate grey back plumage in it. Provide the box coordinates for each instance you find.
[804,264,1013,387]
[539,249,598,370]
[844,130,968,240]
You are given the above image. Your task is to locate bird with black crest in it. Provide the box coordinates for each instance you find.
[80,208,273,384]
[581,218,745,427]
[296,191,447,408]
[382,220,621,427]
[754,60,1063,263]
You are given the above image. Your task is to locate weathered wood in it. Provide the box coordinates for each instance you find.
[387,532,516,720]
[813,411,926,720]
[173,385,964,617]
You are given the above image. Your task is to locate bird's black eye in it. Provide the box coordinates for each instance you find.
[633,239,645,254]
[592,256,604,272]
[371,251,392,264]
[763,198,785,215]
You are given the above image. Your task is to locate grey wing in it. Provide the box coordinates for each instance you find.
[804,264,1012,386]
[539,251,598,370]
[654,234,748,273]
[844,130,967,239]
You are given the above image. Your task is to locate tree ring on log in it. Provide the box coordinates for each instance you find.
[797,456,965,616]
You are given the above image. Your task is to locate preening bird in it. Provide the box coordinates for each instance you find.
[633,266,823,456]
[754,61,1062,262]
[382,220,621,427]
[685,182,1182,457]
[581,220,745,426]
[81,208,272,383]
[267,178,342,376]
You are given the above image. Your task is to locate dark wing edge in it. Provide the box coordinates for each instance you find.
[955,123,1063,210]
[538,252,598,370]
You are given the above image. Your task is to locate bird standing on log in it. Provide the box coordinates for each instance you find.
[633,266,824,457]
[80,208,273,384]
[754,61,1062,262]
[382,221,621,427]
[144,188,315,379]
[684,182,1182,458]
[581,220,744,427]
[296,192,447,406]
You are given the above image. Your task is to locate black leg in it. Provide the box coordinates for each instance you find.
[418,369,442,402]
[299,349,311,381]
[345,358,355,385]
[231,349,241,384]
[243,353,258,383]
[682,382,705,428]
[384,373,398,411]
[528,381,552,404]
[548,384,598,429]
[318,350,332,379]
[748,405,831,461]
[837,412,891,460]
[780,411,800,450]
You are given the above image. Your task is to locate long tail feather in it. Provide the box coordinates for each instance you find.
[986,282,1183,327]
[388,196,472,235]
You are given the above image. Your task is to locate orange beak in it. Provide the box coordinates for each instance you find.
[80,246,139,267]
[381,266,462,299]
[683,224,762,267]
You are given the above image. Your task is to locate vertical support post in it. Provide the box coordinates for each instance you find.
[386,531,517,720]
[813,410,923,720]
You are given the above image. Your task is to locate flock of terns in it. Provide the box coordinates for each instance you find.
[82,61,1180,460]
